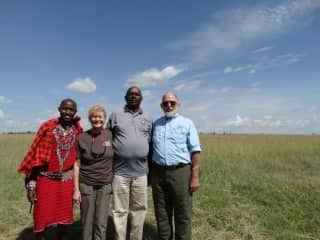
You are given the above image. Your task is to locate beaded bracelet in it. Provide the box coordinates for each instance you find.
[26,180,36,191]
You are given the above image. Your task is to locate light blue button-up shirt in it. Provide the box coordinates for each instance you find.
[152,114,201,166]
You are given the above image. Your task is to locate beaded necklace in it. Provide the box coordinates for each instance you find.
[53,124,76,171]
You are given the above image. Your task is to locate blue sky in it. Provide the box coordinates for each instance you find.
[0,0,320,134]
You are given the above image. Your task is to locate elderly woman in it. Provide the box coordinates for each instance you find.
[73,105,113,240]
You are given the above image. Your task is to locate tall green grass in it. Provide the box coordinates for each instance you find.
[0,134,35,239]
[1,133,320,239]
[194,134,320,240]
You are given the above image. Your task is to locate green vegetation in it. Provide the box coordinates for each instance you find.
[1,133,320,239]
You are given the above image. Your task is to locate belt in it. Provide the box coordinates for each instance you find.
[40,169,73,181]
[152,162,190,171]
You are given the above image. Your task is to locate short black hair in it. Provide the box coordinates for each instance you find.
[126,86,141,97]
[59,98,77,109]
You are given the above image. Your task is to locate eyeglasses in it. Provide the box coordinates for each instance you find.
[162,101,177,107]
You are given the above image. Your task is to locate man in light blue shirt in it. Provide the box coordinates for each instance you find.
[151,92,201,240]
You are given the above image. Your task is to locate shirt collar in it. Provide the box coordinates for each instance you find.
[124,105,143,114]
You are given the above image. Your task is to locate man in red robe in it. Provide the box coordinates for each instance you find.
[18,98,82,240]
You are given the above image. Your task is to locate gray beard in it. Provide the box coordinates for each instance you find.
[164,108,178,118]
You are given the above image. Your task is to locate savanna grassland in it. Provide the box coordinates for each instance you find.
[1,133,320,240]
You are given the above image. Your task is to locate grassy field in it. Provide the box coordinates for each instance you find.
[1,133,320,240]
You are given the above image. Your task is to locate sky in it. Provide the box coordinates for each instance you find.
[0,0,320,134]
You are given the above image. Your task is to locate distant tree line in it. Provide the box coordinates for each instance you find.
[5,131,35,134]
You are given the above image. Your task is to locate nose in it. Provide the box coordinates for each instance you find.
[66,109,73,114]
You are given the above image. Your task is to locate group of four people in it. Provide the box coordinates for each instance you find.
[18,86,201,240]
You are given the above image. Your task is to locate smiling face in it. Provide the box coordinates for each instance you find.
[161,93,180,118]
[88,106,107,130]
[58,99,77,125]
[89,111,106,129]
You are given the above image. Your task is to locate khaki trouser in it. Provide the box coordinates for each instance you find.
[80,182,112,240]
[112,174,148,240]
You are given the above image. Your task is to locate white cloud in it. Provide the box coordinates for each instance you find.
[295,119,311,127]
[174,81,201,92]
[208,87,232,95]
[224,65,255,74]
[142,90,152,98]
[254,53,303,70]
[248,69,256,74]
[170,0,320,61]
[141,90,158,101]
[224,115,312,129]
[0,96,11,104]
[253,116,282,127]
[220,87,232,94]
[248,82,260,93]
[185,103,211,112]
[40,110,59,118]
[253,46,274,53]
[200,115,209,120]
[180,101,213,117]
[66,77,96,93]
[172,83,231,96]
[269,53,303,65]
[125,66,183,88]
[223,67,233,74]
[225,115,250,127]
[224,52,302,76]
[309,106,320,114]
[0,109,5,119]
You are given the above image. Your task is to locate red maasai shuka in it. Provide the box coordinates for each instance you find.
[17,117,82,232]
[33,137,76,232]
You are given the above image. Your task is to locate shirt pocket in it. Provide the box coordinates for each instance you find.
[171,125,187,144]
[138,118,152,138]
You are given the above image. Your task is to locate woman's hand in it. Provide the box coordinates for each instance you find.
[73,190,81,205]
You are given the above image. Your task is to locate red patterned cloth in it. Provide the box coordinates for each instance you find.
[18,117,82,178]
[33,136,76,232]
[17,117,82,232]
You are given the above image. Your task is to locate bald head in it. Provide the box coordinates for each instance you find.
[162,92,179,103]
